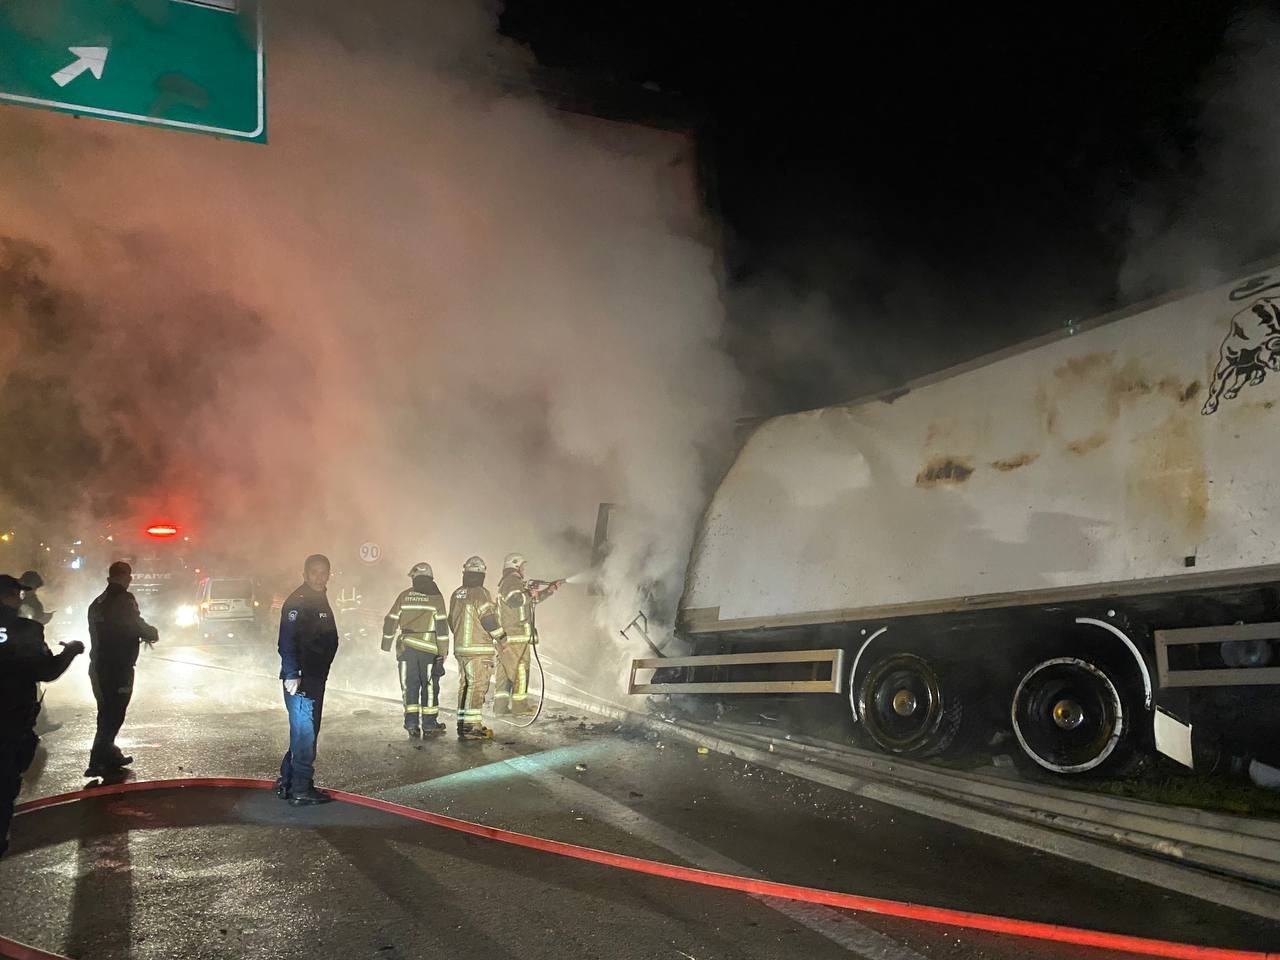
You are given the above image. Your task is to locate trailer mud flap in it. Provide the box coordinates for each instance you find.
[1154,707,1195,769]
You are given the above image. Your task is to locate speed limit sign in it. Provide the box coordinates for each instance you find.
[358,542,382,564]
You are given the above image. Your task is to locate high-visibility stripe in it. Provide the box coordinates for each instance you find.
[494,691,511,701]
[455,645,494,655]
[406,704,422,714]
[402,634,439,653]
[388,612,401,620]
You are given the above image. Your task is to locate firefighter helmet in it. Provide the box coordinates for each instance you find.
[503,552,527,571]
[20,570,43,589]
[463,555,487,574]
[408,561,433,579]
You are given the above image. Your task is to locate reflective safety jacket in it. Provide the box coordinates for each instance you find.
[448,585,505,657]
[497,571,533,643]
[382,584,450,657]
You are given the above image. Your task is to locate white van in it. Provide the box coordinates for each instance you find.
[196,577,259,634]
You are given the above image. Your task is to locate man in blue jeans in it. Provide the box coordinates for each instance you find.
[276,554,339,807]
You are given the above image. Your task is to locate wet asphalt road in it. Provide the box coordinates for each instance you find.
[2,644,1278,960]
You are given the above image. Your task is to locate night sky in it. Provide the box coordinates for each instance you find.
[500,1,1263,411]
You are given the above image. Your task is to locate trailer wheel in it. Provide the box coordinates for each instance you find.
[1010,657,1129,775]
[857,653,963,757]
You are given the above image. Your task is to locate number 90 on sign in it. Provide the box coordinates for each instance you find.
[358,542,381,564]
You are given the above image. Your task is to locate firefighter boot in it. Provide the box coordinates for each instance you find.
[458,722,494,741]
[422,718,446,735]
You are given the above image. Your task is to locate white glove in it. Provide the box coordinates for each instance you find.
[283,677,302,696]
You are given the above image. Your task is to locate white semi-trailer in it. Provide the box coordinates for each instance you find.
[630,261,1280,778]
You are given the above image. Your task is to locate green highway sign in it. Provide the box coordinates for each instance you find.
[0,0,264,142]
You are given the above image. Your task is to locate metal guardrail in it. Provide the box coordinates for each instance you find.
[678,718,1280,882]
[627,648,845,695]
[508,681,1280,917]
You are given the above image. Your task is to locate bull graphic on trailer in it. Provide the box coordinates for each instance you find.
[1203,277,1280,415]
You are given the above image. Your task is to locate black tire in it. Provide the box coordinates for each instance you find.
[1009,656,1142,776]
[856,653,965,758]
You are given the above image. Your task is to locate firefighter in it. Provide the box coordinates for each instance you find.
[276,554,339,806]
[1,574,84,857]
[18,571,52,625]
[495,552,560,715]
[382,562,450,737]
[86,561,159,778]
[448,556,504,740]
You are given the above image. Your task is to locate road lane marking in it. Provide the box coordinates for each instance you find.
[494,752,927,960]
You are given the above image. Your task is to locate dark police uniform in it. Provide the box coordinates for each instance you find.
[277,583,339,796]
[18,591,51,626]
[87,581,159,770]
[0,605,78,856]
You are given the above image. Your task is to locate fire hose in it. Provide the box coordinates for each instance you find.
[3,777,1277,960]
[494,636,546,729]
[494,593,553,729]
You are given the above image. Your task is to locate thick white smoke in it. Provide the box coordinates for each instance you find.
[1121,10,1280,297]
[0,0,742,696]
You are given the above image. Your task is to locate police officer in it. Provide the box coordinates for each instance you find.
[495,553,559,715]
[20,570,60,735]
[382,562,450,737]
[86,561,159,778]
[18,571,52,625]
[276,554,339,806]
[1,574,83,857]
[448,556,504,741]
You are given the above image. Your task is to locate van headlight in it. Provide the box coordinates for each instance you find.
[175,604,200,627]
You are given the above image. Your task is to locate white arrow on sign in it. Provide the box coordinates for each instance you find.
[51,47,110,88]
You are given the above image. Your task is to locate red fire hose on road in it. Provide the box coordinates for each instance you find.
[3,777,1277,960]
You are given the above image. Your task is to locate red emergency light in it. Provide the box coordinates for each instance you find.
[145,523,180,538]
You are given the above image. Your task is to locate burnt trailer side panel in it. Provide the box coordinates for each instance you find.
[655,261,1280,777]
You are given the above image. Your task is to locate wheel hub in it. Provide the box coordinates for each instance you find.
[1051,699,1085,730]
[892,689,918,716]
